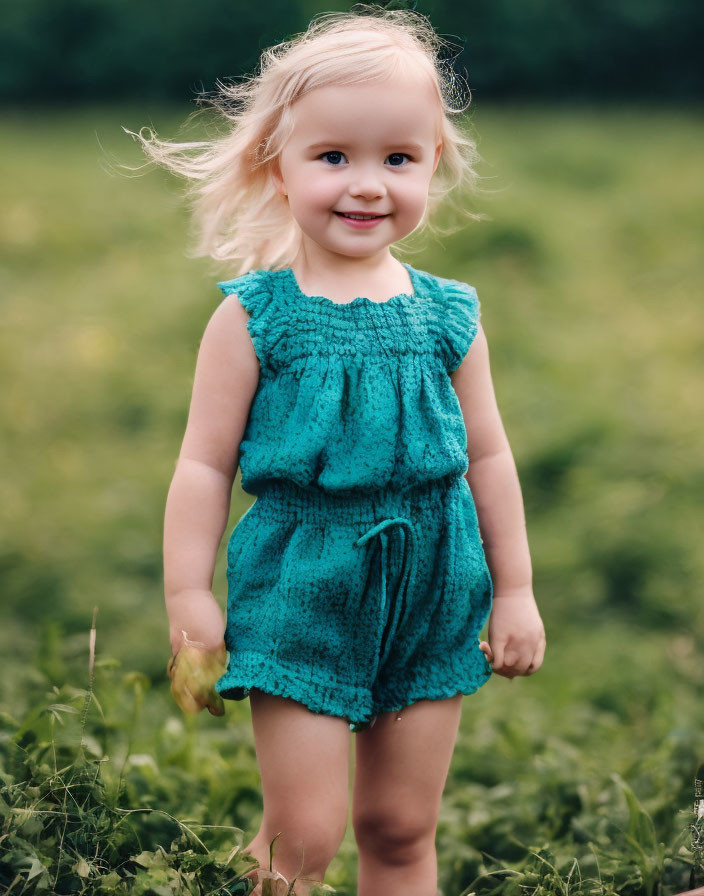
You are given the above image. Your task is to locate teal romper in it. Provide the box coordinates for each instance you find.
[214,263,494,732]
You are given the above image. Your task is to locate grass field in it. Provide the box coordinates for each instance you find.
[1,104,703,895]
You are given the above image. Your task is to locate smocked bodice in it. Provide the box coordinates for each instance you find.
[217,263,481,495]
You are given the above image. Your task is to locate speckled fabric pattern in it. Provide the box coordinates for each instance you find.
[213,263,494,732]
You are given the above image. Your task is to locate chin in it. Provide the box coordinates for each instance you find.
[337,245,389,258]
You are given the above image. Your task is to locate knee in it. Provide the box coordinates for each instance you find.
[261,805,348,874]
[353,809,436,866]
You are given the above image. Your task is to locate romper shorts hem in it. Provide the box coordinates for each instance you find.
[215,648,376,731]
[370,641,493,717]
[215,641,492,733]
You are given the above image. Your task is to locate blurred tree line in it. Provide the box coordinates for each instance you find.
[0,0,701,103]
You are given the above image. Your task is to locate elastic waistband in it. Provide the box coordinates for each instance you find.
[250,474,466,526]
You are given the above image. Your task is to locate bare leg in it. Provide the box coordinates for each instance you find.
[241,688,351,895]
[352,695,463,896]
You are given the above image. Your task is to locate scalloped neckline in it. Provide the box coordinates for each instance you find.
[283,263,418,308]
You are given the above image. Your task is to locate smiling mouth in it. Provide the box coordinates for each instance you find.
[334,212,388,220]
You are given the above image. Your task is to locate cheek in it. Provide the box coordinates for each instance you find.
[395,175,432,215]
[292,174,338,215]
[309,172,340,200]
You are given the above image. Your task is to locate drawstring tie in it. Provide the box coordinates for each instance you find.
[354,517,417,673]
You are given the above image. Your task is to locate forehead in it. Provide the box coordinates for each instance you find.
[287,75,442,146]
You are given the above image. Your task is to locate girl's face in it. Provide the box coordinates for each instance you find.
[271,75,443,265]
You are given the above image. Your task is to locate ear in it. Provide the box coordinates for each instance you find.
[432,141,443,174]
[270,159,287,196]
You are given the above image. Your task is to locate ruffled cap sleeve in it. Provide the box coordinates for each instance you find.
[216,270,279,372]
[435,276,481,374]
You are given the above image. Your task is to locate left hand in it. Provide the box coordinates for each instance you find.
[479,589,546,679]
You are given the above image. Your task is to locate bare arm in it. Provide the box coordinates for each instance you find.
[451,324,532,597]
[451,322,545,678]
[163,293,260,653]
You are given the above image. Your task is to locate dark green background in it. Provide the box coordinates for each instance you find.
[1,0,702,103]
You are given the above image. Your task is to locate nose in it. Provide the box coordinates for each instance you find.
[348,166,387,200]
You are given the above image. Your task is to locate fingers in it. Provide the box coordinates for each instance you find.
[173,680,203,714]
[479,640,493,663]
[206,692,226,716]
[483,638,546,679]
[490,640,506,675]
[527,632,546,675]
[167,644,228,716]
[487,640,520,680]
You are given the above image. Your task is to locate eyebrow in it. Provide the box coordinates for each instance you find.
[306,140,426,152]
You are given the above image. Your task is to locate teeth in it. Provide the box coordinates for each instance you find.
[341,213,380,220]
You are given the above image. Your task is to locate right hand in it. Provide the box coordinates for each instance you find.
[165,589,227,715]
[167,636,227,716]
[167,588,225,656]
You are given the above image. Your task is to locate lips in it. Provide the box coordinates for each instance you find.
[334,211,388,220]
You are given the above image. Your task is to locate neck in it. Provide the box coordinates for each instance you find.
[294,242,395,282]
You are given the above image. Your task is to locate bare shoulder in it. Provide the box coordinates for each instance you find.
[451,323,510,461]
[199,292,259,388]
[178,291,260,480]
[450,322,490,398]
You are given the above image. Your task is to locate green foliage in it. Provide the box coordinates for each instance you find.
[436,710,703,896]
[1,640,702,895]
[0,651,260,894]
[0,614,337,894]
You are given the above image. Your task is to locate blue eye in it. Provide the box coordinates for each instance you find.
[386,153,410,167]
[321,151,346,165]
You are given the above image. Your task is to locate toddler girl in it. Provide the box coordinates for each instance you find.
[128,7,546,895]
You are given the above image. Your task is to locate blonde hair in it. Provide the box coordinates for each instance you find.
[123,6,481,275]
